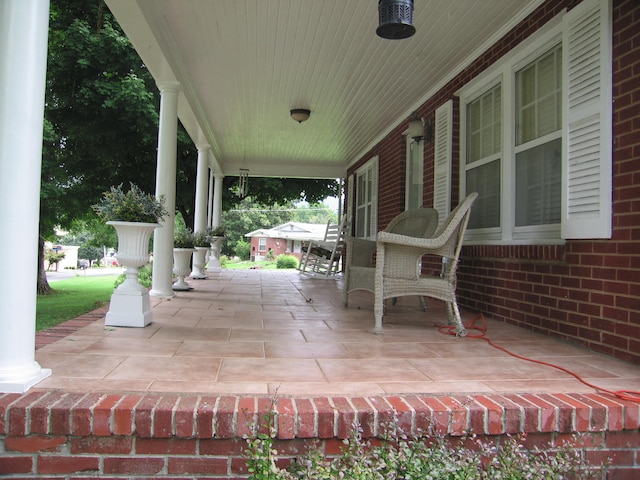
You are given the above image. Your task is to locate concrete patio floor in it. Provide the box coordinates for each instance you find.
[33,270,640,398]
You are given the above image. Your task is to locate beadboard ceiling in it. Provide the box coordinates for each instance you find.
[105,0,544,178]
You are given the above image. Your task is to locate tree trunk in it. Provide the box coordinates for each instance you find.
[37,235,52,295]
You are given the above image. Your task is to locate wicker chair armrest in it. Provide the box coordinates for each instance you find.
[377,231,449,251]
[345,236,376,267]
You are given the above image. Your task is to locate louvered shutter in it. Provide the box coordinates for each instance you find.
[346,174,354,233]
[562,0,612,239]
[370,156,378,238]
[434,100,453,226]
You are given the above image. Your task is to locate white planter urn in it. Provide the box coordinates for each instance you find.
[206,236,224,273]
[105,221,159,328]
[173,248,195,290]
[190,246,209,279]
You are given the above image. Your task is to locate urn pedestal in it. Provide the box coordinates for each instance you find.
[105,221,158,328]
[173,248,195,290]
[190,246,209,279]
[206,236,224,273]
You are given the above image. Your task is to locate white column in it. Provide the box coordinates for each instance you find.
[191,145,210,279]
[150,82,180,298]
[206,174,225,273]
[193,146,210,233]
[212,174,224,228]
[0,0,52,392]
[207,169,214,227]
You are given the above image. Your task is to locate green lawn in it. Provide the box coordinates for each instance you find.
[36,275,118,331]
[223,259,279,270]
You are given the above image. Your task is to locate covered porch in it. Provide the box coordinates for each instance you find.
[33,270,639,397]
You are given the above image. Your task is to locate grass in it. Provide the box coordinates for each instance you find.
[36,275,118,331]
[224,259,279,270]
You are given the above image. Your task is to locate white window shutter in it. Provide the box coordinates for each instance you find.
[562,0,612,239]
[346,174,354,221]
[370,156,379,236]
[434,100,453,226]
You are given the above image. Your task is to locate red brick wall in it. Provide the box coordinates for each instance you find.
[347,0,640,365]
[1,391,638,478]
[250,237,299,260]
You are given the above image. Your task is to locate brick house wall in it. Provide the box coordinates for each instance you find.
[347,0,640,365]
[249,236,293,261]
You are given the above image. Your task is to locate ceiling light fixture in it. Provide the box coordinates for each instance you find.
[290,109,311,123]
[376,0,416,40]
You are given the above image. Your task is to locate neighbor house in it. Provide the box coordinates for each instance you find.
[245,222,328,261]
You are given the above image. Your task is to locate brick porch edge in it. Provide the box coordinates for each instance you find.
[1,390,639,477]
[2,391,639,439]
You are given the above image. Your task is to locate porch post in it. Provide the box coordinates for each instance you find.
[0,0,52,392]
[207,174,224,273]
[150,81,180,298]
[212,174,224,228]
[193,145,210,233]
[207,169,214,227]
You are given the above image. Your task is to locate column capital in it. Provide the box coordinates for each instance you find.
[214,173,225,180]
[196,144,211,152]
[156,80,181,93]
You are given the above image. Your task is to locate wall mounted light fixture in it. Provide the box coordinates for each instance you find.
[376,0,416,40]
[290,109,311,123]
[408,112,433,143]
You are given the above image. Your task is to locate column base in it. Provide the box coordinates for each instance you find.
[106,289,153,328]
[0,362,52,393]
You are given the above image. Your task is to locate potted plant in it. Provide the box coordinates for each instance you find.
[190,229,213,279]
[173,228,196,291]
[92,183,167,327]
[206,225,225,273]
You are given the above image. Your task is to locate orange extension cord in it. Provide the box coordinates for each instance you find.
[439,314,640,403]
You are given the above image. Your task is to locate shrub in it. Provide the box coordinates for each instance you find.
[235,240,251,260]
[276,255,298,269]
[92,183,167,223]
[246,415,606,480]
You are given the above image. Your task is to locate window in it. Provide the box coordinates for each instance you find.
[465,84,501,230]
[354,157,378,239]
[458,0,611,243]
[405,137,423,210]
[515,45,562,228]
[258,237,266,252]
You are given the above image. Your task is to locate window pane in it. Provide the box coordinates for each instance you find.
[515,138,562,226]
[466,160,501,229]
[406,142,423,210]
[516,45,561,145]
[466,85,501,164]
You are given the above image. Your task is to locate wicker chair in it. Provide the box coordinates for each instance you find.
[375,192,477,335]
[345,193,477,336]
[344,206,440,308]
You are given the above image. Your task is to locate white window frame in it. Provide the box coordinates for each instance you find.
[258,237,267,252]
[405,136,424,210]
[354,156,378,240]
[458,0,611,244]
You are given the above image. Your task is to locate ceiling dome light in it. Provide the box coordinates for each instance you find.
[376,0,416,40]
[290,109,311,123]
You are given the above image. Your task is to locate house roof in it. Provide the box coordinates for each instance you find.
[104,0,544,179]
[245,222,328,240]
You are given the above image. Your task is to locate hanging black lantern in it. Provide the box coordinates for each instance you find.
[376,0,415,40]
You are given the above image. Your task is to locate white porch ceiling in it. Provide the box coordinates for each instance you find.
[105,0,544,179]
